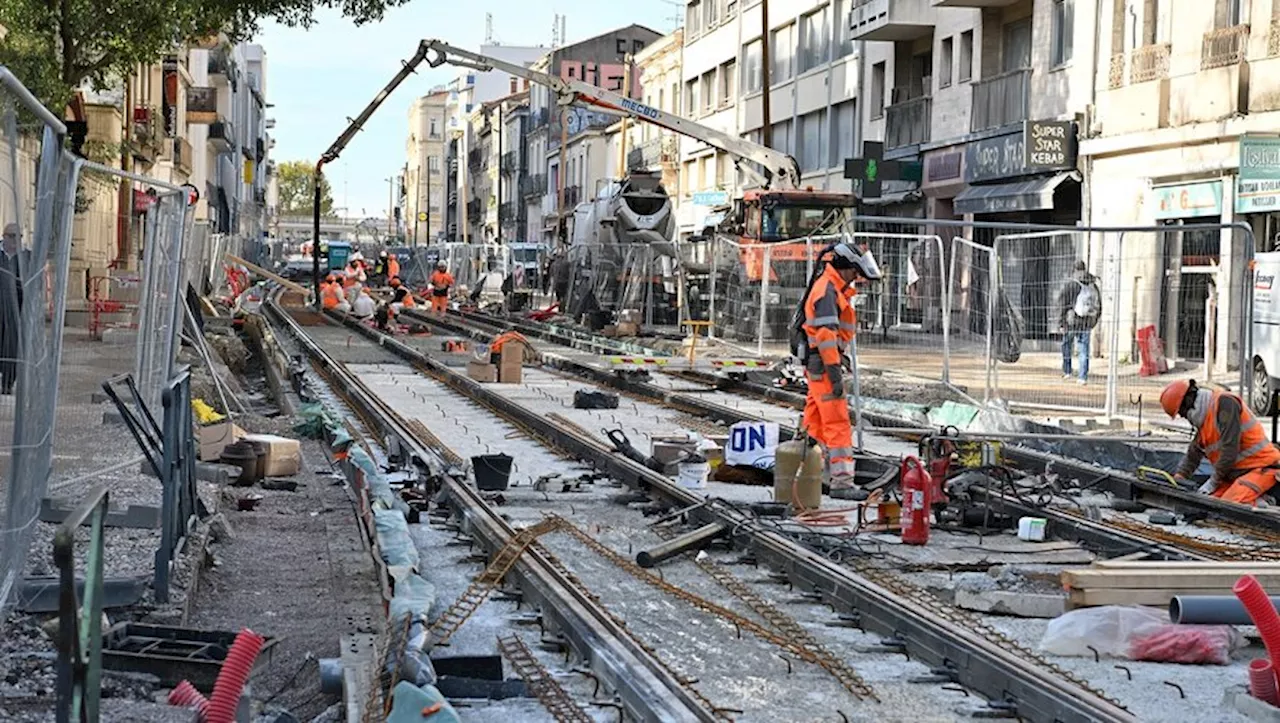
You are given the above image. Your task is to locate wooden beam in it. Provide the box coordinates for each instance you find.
[225,253,312,298]
[1064,569,1280,589]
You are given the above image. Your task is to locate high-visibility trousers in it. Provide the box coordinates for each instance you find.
[431,294,448,313]
[803,369,856,485]
[1212,467,1279,505]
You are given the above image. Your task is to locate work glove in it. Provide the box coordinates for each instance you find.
[824,365,844,398]
[1197,477,1221,496]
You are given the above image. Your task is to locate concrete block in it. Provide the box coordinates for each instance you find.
[1224,686,1280,722]
[138,459,239,485]
[103,409,124,425]
[953,589,1065,619]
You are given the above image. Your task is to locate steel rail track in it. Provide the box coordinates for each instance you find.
[428,307,1280,532]
[331,309,1137,723]
[263,299,717,723]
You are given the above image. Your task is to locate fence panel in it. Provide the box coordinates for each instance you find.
[947,237,995,402]
[0,72,82,627]
[132,189,190,411]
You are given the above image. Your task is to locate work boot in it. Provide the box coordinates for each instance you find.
[829,485,870,502]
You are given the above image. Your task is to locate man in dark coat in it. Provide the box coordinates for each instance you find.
[0,223,27,394]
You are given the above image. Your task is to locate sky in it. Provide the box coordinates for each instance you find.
[255,1,677,219]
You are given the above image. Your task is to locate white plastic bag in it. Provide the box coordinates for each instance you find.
[1039,606,1166,658]
[725,421,780,469]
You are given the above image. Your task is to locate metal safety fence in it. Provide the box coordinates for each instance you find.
[563,242,682,330]
[0,70,83,629]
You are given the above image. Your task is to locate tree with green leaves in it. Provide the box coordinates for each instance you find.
[277,159,335,218]
[0,0,410,114]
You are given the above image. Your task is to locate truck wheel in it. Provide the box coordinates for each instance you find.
[1251,357,1278,418]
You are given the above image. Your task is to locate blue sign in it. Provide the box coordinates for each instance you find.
[692,191,729,206]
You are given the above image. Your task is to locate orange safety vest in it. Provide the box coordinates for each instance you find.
[430,270,454,291]
[402,291,415,307]
[388,256,400,279]
[1198,389,1280,477]
[491,331,529,355]
[321,282,343,309]
[801,265,857,368]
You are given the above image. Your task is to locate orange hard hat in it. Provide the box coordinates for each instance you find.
[1159,379,1194,418]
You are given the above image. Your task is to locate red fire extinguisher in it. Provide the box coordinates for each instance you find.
[900,456,930,546]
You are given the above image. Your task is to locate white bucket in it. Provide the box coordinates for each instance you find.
[677,461,710,490]
[1017,517,1047,542]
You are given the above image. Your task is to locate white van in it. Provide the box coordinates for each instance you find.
[1251,252,1280,415]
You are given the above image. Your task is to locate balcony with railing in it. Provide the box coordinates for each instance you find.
[209,120,235,153]
[627,134,680,171]
[970,68,1031,132]
[466,198,482,223]
[186,87,218,124]
[521,174,547,197]
[173,137,193,176]
[208,47,231,80]
[1203,25,1250,70]
[850,0,934,42]
[560,185,582,210]
[500,150,520,174]
[467,148,483,170]
[529,108,550,130]
[131,106,160,163]
[1130,44,1172,84]
[885,91,931,149]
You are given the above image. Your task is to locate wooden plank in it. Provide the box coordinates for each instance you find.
[1066,587,1199,608]
[225,253,312,297]
[1090,560,1280,569]
[1064,569,1280,589]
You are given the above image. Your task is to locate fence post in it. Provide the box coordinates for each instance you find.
[54,484,110,723]
[757,246,772,357]
[708,241,718,341]
[1105,232,1123,417]
[985,239,997,404]
[937,236,951,385]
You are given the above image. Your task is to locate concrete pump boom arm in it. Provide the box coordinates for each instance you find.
[423,39,803,191]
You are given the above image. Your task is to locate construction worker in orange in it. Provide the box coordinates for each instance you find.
[389,277,416,315]
[1162,378,1280,505]
[429,262,454,314]
[796,241,881,501]
[387,251,400,282]
[321,276,349,312]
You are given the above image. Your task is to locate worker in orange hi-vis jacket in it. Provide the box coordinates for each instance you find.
[795,241,881,501]
[1162,378,1280,506]
[429,263,454,314]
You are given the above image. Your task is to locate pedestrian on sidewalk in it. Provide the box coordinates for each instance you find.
[1057,260,1101,386]
[0,223,28,395]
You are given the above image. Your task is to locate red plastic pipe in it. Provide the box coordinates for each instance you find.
[1236,575,1280,698]
[167,680,209,720]
[1250,658,1279,704]
[206,628,266,723]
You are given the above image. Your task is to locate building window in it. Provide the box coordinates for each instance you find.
[716,152,731,186]
[428,155,441,172]
[1217,0,1243,28]
[959,31,973,82]
[828,100,856,168]
[701,72,715,113]
[769,119,792,155]
[742,40,763,93]
[797,109,827,172]
[771,23,796,82]
[870,62,885,119]
[685,79,699,116]
[939,37,953,88]
[429,118,440,138]
[687,1,702,36]
[720,60,737,105]
[799,6,830,73]
[1052,0,1075,66]
[697,157,708,190]
[706,0,719,27]
[726,0,738,19]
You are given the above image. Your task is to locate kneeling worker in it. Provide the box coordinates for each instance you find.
[798,241,881,501]
[1162,378,1280,505]
[321,276,348,312]
[351,287,377,319]
[389,277,416,315]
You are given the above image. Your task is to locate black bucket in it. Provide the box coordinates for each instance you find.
[472,454,513,491]
[221,441,259,487]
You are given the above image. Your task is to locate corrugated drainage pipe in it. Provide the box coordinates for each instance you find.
[1170,595,1280,625]
[1250,658,1279,704]
[167,680,209,721]
[207,628,266,723]
[1235,576,1280,695]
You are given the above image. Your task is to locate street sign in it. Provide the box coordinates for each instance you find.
[417,211,428,222]
[843,141,920,199]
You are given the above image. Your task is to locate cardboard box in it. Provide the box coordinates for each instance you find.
[199,422,246,462]
[600,325,618,338]
[242,433,302,477]
[498,344,522,384]
[616,322,638,337]
[467,360,498,383]
[618,309,642,325]
[651,437,697,466]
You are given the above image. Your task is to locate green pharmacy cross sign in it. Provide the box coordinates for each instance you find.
[843,141,921,199]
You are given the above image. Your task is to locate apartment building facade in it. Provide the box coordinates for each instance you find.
[406,90,448,245]
[678,0,860,236]
[523,24,663,244]
[626,29,684,199]
[1083,0,1280,372]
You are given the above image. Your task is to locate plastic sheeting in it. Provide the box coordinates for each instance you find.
[374,509,420,570]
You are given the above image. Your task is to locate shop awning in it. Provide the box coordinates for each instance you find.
[953,171,1080,216]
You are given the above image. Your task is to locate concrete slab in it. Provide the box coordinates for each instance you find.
[1224,686,1280,723]
[953,589,1065,618]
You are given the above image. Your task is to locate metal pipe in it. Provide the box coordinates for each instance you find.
[635,522,728,568]
[1169,595,1280,626]
[318,657,343,696]
[867,427,1188,445]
